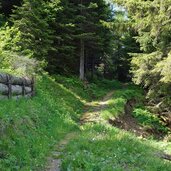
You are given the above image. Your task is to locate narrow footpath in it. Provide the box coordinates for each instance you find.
[46,91,115,171]
[46,90,171,170]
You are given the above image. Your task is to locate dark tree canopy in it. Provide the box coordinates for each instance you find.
[0,0,22,16]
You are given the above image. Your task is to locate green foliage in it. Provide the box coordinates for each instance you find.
[0,0,58,76]
[101,96,126,120]
[133,108,168,133]
[109,10,140,81]
[101,85,143,120]
[54,75,121,101]
[11,0,56,60]
[0,26,38,76]
[61,124,171,171]
[116,0,171,110]
[46,0,114,77]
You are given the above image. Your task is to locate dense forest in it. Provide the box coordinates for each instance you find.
[1,0,170,116]
[0,0,139,80]
[0,0,171,170]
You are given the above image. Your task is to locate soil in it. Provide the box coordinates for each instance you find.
[108,98,166,139]
[80,91,115,124]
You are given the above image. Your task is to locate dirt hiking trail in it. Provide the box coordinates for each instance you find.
[46,90,171,170]
[46,91,115,171]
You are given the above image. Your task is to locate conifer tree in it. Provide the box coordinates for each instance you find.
[115,0,171,110]
[47,0,114,80]
[11,0,55,60]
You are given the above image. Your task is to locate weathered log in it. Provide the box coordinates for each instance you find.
[0,84,33,97]
[25,93,32,98]
[10,76,23,85]
[0,83,8,94]
[0,73,8,83]
[11,93,32,100]
[11,95,23,100]
[11,85,23,95]
[0,73,32,85]
[23,77,32,86]
[25,86,32,94]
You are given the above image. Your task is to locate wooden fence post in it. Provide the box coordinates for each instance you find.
[7,74,12,99]
[31,77,35,97]
[22,78,26,97]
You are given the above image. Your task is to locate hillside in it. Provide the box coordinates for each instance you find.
[0,74,119,170]
[1,74,170,170]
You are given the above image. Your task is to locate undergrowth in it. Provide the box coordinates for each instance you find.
[101,84,169,135]
[133,108,169,134]
[54,75,121,101]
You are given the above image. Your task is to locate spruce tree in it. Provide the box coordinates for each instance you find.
[11,0,55,60]
[47,0,114,80]
[115,0,171,111]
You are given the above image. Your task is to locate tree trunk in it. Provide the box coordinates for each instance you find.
[80,39,85,80]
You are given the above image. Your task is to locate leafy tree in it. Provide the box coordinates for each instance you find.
[0,25,37,76]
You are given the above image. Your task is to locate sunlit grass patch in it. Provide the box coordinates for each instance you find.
[101,87,141,120]
[61,124,171,171]
[133,108,169,134]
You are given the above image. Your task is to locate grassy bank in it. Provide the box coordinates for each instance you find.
[0,74,118,171]
[1,74,170,171]
[61,85,171,171]
[62,124,171,171]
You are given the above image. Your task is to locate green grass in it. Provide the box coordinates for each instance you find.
[0,74,84,170]
[100,84,169,135]
[0,74,118,171]
[54,75,122,101]
[133,108,169,134]
[61,84,171,171]
[101,84,143,120]
[1,74,170,171]
[61,124,171,171]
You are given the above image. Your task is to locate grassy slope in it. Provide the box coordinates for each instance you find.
[62,124,171,171]
[1,74,170,171]
[61,85,171,171]
[0,74,82,170]
[0,74,117,171]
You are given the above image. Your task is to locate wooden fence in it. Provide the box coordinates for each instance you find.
[0,73,35,99]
